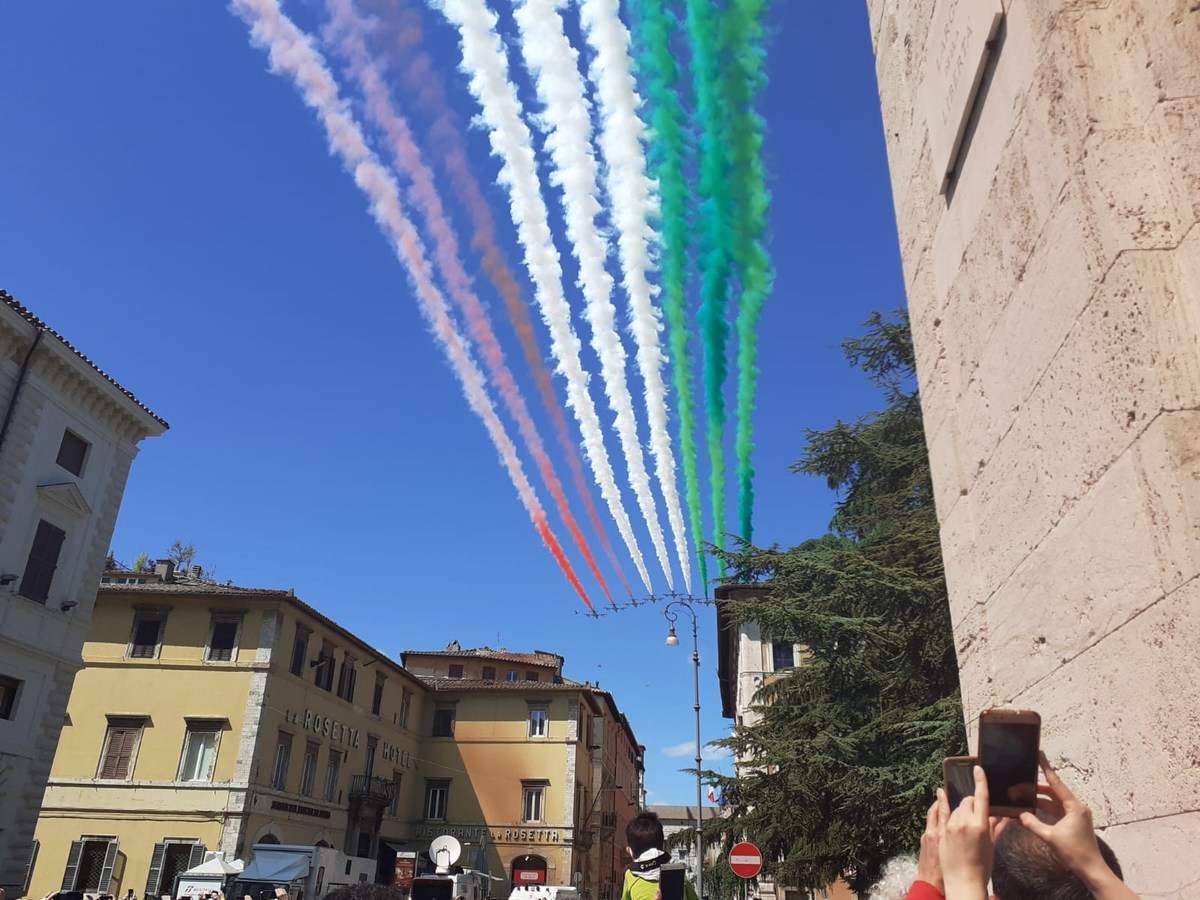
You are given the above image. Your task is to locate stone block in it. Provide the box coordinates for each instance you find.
[1083,124,1193,257]
[1065,4,1163,130]
[957,182,1106,468]
[951,603,996,725]
[1130,0,1200,102]
[1133,409,1200,596]
[985,452,1163,702]
[968,244,1200,589]
[937,491,986,610]
[1151,98,1200,230]
[925,413,967,524]
[1013,578,1200,826]
[1100,810,1200,899]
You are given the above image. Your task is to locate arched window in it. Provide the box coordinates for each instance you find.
[511,854,547,887]
[258,833,281,845]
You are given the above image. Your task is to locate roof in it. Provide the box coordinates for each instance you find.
[97,575,427,691]
[645,805,721,822]
[418,677,585,692]
[1,289,168,428]
[400,646,564,668]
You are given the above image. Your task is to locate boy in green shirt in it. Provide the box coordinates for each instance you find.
[621,812,700,900]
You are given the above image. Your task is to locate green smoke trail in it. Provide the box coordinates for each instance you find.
[684,0,733,577]
[722,0,773,544]
[627,0,709,591]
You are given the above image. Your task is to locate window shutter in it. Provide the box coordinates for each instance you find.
[188,843,208,869]
[99,840,120,893]
[61,840,85,890]
[23,840,40,895]
[145,842,168,897]
[103,729,137,779]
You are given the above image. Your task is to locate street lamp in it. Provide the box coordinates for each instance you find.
[663,599,702,900]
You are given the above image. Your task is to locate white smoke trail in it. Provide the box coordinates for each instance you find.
[430,0,654,590]
[511,0,674,589]
[578,0,693,593]
[229,0,593,607]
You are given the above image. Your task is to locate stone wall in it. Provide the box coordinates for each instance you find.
[866,0,1200,894]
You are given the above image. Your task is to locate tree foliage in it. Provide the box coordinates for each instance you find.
[709,310,965,894]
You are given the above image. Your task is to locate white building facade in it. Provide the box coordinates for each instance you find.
[0,291,167,896]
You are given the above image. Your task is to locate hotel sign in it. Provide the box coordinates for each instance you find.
[921,0,1004,193]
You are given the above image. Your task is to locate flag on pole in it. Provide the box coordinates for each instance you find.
[707,785,716,803]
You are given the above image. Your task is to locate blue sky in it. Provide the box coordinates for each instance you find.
[0,1,903,805]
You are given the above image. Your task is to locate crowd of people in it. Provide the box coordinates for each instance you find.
[872,752,1135,900]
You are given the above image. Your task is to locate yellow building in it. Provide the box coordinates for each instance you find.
[399,647,641,900]
[29,563,427,899]
[28,573,642,900]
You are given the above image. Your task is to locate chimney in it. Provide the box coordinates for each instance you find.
[191,564,203,579]
[154,560,175,582]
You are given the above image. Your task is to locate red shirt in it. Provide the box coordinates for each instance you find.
[905,881,945,900]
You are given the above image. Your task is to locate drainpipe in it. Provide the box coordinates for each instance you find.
[0,327,44,460]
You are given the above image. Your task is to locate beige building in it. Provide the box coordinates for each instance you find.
[866,0,1200,893]
[26,581,642,900]
[400,647,642,900]
[29,566,428,899]
[643,807,720,885]
[0,292,167,897]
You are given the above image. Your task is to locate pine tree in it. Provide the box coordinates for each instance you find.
[710,310,965,894]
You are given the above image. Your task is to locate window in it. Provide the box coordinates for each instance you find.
[399,689,412,728]
[290,626,310,676]
[314,642,335,691]
[365,736,378,779]
[424,779,449,821]
[772,641,795,671]
[522,782,546,823]
[448,664,464,679]
[272,732,292,790]
[506,670,520,682]
[528,706,548,738]
[389,770,403,816]
[324,749,342,802]
[129,614,165,659]
[205,616,241,662]
[56,430,90,476]
[145,842,205,898]
[482,666,496,681]
[61,837,119,892]
[299,741,320,797]
[432,706,455,738]
[98,718,145,780]
[19,520,66,604]
[372,674,385,716]
[525,671,540,682]
[337,656,357,703]
[0,674,22,720]
[178,721,222,782]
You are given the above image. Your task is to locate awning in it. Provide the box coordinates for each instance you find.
[239,851,311,883]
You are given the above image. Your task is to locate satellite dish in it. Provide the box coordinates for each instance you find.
[430,835,462,873]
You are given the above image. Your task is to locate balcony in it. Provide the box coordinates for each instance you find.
[349,775,395,806]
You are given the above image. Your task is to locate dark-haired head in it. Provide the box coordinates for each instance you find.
[626,811,665,858]
[993,824,1123,900]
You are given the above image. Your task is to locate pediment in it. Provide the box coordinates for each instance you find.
[37,481,92,517]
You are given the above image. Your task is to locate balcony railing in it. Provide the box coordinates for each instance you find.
[350,774,395,806]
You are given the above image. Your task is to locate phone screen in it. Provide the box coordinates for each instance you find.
[659,866,686,900]
[945,761,976,811]
[979,720,1039,809]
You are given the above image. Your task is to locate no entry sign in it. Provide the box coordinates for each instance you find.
[728,842,763,879]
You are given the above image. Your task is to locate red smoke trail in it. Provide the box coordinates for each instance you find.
[325,0,615,605]
[379,0,634,601]
[231,0,592,610]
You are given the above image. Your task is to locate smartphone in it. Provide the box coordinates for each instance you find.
[659,863,687,900]
[943,755,978,811]
[978,708,1041,817]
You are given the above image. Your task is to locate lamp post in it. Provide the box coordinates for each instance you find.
[664,599,702,900]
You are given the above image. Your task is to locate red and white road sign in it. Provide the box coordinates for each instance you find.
[728,842,763,879]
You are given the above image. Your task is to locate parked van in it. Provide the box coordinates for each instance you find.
[508,885,579,900]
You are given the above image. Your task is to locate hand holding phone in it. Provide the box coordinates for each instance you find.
[943,756,977,812]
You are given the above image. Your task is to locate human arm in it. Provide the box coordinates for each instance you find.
[1019,753,1139,900]
[914,791,947,893]
[938,766,992,900]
